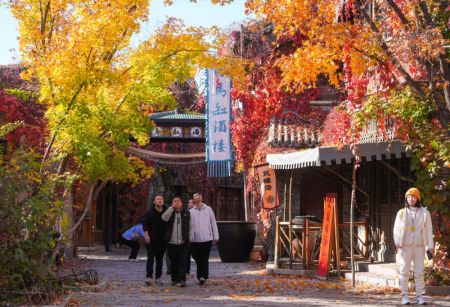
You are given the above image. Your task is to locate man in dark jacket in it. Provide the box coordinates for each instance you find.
[161,196,194,287]
[142,194,167,286]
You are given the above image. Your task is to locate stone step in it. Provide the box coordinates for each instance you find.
[367,263,398,276]
[354,262,398,276]
[344,271,399,287]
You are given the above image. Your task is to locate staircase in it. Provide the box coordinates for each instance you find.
[344,262,399,287]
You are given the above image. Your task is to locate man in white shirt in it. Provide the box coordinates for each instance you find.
[190,193,219,285]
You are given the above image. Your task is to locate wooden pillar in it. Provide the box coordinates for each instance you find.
[333,199,341,276]
[243,169,248,222]
[283,181,287,222]
[289,173,293,269]
[275,215,280,268]
[304,218,309,269]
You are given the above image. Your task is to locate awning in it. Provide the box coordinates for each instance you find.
[127,147,205,159]
[267,141,410,170]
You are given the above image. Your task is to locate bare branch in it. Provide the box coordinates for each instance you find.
[418,1,450,111]
[355,1,425,96]
[379,160,415,183]
[385,0,409,26]
[352,46,385,64]
[323,165,369,196]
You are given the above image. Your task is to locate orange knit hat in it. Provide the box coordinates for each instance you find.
[405,187,421,201]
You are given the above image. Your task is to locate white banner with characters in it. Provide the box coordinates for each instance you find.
[205,69,233,177]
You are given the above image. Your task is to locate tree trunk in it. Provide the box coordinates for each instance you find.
[63,186,76,258]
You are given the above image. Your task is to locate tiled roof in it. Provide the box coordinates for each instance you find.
[149,110,205,121]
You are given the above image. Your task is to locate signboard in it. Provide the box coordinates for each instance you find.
[255,163,279,209]
[190,127,202,138]
[317,193,337,278]
[205,69,233,177]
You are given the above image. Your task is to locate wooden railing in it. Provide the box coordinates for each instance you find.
[339,218,370,260]
[274,216,369,270]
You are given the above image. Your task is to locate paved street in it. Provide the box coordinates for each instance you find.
[70,247,450,307]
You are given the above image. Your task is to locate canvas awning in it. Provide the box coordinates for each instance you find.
[267,141,410,170]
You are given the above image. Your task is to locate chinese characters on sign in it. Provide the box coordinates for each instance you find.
[206,69,233,177]
[190,127,202,138]
[171,127,183,137]
[317,193,338,279]
[207,69,231,160]
[256,163,279,209]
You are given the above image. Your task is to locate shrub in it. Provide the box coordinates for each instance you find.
[0,149,64,305]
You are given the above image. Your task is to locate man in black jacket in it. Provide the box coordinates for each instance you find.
[142,194,167,286]
[161,196,194,287]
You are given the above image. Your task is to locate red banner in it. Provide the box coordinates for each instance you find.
[255,163,279,210]
[317,193,337,278]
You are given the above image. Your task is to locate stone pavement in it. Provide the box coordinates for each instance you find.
[70,247,450,307]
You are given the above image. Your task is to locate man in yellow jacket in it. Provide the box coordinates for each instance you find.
[393,188,434,305]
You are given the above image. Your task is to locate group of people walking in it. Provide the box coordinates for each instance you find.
[121,187,434,304]
[121,193,219,287]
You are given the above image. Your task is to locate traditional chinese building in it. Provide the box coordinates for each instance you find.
[76,109,245,248]
[249,83,416,272]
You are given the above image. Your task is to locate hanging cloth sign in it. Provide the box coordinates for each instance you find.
[317,193,338,279]
[255,163,279,209]
[205,69,234,177]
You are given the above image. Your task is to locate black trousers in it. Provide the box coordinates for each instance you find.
[146,244,165,278]
[167,242,189,283]
[121,237,140,259]
[191,241,212,280]
[165,249,171,274]
[186,245,192,274]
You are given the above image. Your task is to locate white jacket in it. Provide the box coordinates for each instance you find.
[393,206,434,250]
[190,203,219,243]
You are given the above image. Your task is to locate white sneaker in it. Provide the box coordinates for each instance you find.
[416,295,426,305]
[402,295,410,305]
[155,278,163,285]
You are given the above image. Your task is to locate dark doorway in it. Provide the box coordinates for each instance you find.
[215,187,243,221]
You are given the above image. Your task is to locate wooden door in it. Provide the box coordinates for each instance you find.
[300,170,343,222]
[76,201,95,247]
[371,158,410,262]
[215,187,242,221]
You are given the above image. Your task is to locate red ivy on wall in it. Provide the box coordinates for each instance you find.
[0,89,46,153]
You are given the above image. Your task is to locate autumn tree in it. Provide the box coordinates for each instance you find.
[240,0,450,270]
[3,0,242,300]
[227,21,325,171]
[9,0,238,220]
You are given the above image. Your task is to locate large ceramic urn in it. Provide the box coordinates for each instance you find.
[216,221,256,262]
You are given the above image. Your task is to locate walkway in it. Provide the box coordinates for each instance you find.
[70,247,449,306]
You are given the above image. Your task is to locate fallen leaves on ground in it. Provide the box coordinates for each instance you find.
[212,275,345,294]
[228,293,257,300]
[67,297,81,307]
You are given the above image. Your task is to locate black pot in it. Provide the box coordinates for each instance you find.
[216,221,256,262]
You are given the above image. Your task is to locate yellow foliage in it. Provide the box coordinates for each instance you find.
[9,0,244,183]
[245,0,445,91]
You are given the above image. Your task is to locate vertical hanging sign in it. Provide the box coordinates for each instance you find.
[255,163,279,210]
[317,193,338,279]
[205,69,233,177]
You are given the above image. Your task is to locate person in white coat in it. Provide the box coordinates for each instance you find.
[190,193,219,285]
[393,187,434,305]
